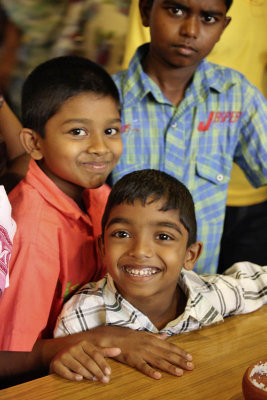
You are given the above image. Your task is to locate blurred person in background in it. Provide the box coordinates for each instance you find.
[0,0,131,117]
[0,0,68,116]
[0,0,131,191]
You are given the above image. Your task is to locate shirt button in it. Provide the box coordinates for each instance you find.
[171,122,177,128]
[216,174,224,182]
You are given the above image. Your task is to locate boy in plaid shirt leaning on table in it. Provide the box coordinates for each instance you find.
[53,169,267,381]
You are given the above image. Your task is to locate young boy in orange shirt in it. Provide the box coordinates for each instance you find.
[0,56,192,387]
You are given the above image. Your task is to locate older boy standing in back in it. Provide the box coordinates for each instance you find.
[111,0,267,274]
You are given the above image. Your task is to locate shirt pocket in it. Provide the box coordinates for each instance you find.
[196,155,231,185]
[193,154,232,223]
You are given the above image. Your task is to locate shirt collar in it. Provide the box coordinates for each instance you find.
[173,270,224,325]
[104,274,156,331]
[25,159,92,224]
[122,43,232,107]
[103,271,224,331]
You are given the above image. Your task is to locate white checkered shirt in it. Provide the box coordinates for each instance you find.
[54,262,267,337]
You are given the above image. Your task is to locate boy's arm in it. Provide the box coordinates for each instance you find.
[0,100,24,161]
[0,17,26,164]
[0,338,121,384]
[0,327,193,381]
[59,326,194,380]
[52,280,193,381]
[222,262,267,314]
[201,262,267,317]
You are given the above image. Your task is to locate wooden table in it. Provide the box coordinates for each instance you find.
[1,305,266,400]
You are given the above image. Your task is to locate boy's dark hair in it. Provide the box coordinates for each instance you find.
[102,169,197,247]
[224,0,233,10]
[22,56,120,137]
[145,0,233,11]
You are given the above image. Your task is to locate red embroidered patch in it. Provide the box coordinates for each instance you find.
[198,111,242,131]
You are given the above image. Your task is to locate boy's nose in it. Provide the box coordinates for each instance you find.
[180,16,199,38]
[128,237,153,259]
[87,134,109,156]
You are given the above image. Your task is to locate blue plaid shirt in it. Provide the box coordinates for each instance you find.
[112,44,267,274]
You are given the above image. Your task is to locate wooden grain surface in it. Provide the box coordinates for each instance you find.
[1,305,266,400]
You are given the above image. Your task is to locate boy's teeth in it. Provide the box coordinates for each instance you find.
[124,267,159,276]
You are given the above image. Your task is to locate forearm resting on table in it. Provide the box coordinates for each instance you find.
[0,326,194,381]
[0,332,92,378]
[52,326,194,380]
[0,328,122,379]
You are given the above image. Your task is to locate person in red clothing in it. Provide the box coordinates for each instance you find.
[0,56,193,388]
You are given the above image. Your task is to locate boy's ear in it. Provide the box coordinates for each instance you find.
[97,234,105,257]
[220,16,231,38]
[20,128,44,160]
[224,17,231,29]
[183,241,203,271]
[139,0,152,27]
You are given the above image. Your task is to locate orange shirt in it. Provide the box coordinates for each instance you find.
[0,159,110,351]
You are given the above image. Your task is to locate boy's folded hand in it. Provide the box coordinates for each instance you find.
[49,340,121,383]
[112,330,193,379]
[86,326,194,380]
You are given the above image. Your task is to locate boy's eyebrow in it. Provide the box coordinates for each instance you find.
[162,0,188,9]
[162,0,225,16]
[63,118,121,125]
[106,217,130,229]
[156,221,183,235]
[106,217,184,235]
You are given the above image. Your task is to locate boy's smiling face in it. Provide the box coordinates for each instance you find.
[100,198,201,305]
[140,0,230,70]
[29,93,122,200]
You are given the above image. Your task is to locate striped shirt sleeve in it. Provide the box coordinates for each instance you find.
[198,262,267,316]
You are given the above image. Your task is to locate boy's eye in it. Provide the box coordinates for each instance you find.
[112,231,130,238]
[170,7,183,16]
[71,128,87,136]
[105,127,119,136]
[202,15,216,24]
[157,233,173,241]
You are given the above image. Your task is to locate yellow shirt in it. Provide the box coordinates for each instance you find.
[122,0,267,206]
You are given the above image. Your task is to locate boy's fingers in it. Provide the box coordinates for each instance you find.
[119,353,193,380]
[50,341,114,383]
[151,357,194,376]
[142,333,192,362]
[112,333,194,378]
[134,359,162,380]
[76,342,112,382]
[158,343,194,368]
[50,358,85,382]
[81,344,121,382]
[55,353,97,381]
[147,346,194,374]
[155,337,193,362]
[99,347,121,358]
